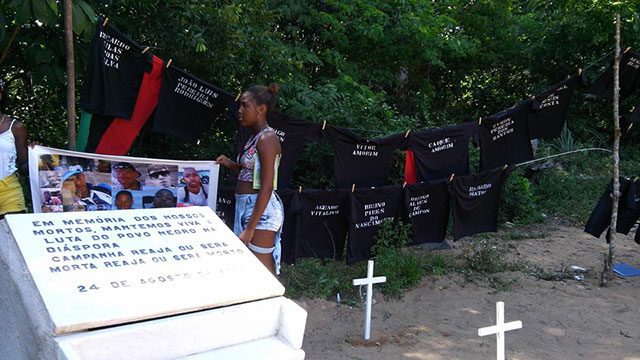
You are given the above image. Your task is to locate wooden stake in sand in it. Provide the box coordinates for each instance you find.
[352,260,386,340]
[478,301,522,360]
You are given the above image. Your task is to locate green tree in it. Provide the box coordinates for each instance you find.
[1,0,96,147]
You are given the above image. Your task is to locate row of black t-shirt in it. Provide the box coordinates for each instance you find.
[230,72,593,190]
[217,166,512,264]
[81,19,640,156]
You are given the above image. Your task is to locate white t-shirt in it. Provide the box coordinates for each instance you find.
[0,120,18,179]
[178,186,207,206]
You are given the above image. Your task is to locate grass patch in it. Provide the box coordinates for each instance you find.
[280,259,361,302]
[281,227,527,299]
[500,230,551,241]
[281,219,458,302]
[455,240,524,292]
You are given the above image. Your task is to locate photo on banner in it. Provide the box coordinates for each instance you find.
[28,146,218,213]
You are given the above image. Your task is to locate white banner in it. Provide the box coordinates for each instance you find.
[29,146,218,213]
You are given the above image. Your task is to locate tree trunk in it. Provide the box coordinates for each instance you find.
[0,26,20,66]
[64,0,77,150]
[601,13,621,286]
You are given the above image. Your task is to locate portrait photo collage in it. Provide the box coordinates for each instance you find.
[30,146,217,213]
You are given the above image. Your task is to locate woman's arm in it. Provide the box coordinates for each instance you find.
[215,154,243,174]
[12,120,28,176]
[237,132,281,245]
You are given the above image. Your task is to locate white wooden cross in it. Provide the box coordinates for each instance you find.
[478,301,522,360]
[352,260,386,340]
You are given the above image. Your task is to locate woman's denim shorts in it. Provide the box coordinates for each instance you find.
[234,191,284,274]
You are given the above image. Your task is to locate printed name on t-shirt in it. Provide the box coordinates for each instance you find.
[217,197,232,205]
[428,137,454,153]
[540,93,561,109]
[409,194,431,218]
[354,216,392,229]
[99,31,131,69]
[490,117,515,141]
[273,128,286,143]
[352,143,379,157]
[627,56,640,69]
[355,201,388,228]
[173,76,219,108]
[310,204,340,216]
[469,183,492,197]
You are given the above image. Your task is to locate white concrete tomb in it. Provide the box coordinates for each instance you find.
[0,206,307,359]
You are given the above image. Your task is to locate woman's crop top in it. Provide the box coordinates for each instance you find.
[238,126,274,183]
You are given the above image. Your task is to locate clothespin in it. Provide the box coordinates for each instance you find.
[166,59,173,68]
[351,184,355,192]
[141,46,150,54]
[624,47,631,53]
[404,129,411,138]
[577,68,582,76]
[102,17,109,26]
[402,182,407,188]
[449,173,455,182]
[234,93,241,102]
[322,120,327,130]
[478,117,482,125]
[502,164,508,170]
[298,186,302,193]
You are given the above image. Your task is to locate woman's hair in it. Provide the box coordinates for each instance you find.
[246,82,279,113]
[0,79,8,111]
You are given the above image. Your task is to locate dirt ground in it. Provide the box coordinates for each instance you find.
[296,224,640,360]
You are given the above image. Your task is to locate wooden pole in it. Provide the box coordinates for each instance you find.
[601,13,621,286]
[63,0,77,150]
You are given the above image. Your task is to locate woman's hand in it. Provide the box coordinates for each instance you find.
[238,228,254,246]
[216,155,231,168]
[216,154,242,174]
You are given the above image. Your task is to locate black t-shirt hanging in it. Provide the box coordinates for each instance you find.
[153,65,234,144]
[235,110,322,189]
[347,185,403,264]
[277,189,298,265]
[479,99,534,171]
[80,21,151,120]
[584,177,637,237]
[324,126,406,190]
[403,180,450,245]
[617,181,640,235]
[405,122,478,182]
[587,50,640,101]
[529,74,585,139]
[293,189,349,260]
[450,167,512,241]
[215,185,235,230]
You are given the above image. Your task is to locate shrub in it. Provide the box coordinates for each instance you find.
[499,172,543,225]
[371,219,425,298]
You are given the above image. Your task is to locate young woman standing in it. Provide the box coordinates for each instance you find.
[216,83,283,275]
[0,79,28,218]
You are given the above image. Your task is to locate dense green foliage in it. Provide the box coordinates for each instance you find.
[2,1,640,220]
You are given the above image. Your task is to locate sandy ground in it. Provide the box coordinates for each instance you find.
[297,224,640,360]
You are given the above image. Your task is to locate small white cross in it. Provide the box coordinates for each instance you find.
[478,301,522,360]
[352,260,386,340]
